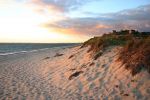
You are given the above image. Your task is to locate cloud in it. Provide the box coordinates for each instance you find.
[104,4,150,31]
[29,0,98,13]
[106,4,150,21]
[43,18,112,36]
[43,4,150,36]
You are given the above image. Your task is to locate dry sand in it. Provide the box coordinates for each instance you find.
[0,46,150,100]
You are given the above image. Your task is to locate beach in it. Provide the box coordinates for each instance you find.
[0,46,150,100]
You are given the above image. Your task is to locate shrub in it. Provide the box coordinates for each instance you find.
[118,37,150,75]
[82,32,130,53]
[81,30,150,75]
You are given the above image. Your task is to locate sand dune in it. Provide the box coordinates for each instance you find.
[0,46,150,100]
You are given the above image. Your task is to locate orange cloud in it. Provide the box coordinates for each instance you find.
[27,0,64,15]
[95,24,111,29]
[42,20,112,36]
[42,25,90,43]
[28,0,98,13]
[48,27,82,35]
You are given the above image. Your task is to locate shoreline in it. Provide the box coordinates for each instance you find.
[0,46,73,64]
[0,45,79,56]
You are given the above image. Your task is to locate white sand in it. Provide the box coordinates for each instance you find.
[0,46,150,100]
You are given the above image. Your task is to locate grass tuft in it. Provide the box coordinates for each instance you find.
[81,30,150,75]
[118,37,150,75]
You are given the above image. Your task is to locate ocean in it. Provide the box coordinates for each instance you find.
[0,43,79,55]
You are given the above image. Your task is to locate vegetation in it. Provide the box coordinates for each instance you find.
[118,37,150,75]
[81,30,150,75]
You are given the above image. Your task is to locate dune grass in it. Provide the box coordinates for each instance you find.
[118,37,150,75]
[82,34,127,52]
[81,30,150,75]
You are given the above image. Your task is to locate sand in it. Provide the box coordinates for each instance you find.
[0,46,150,100]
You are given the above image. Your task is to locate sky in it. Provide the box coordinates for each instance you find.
[0,0,150,43]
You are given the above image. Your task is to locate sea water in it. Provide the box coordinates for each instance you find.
[0,43,79,55]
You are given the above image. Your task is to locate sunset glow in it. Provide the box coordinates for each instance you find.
[0,0,150,43]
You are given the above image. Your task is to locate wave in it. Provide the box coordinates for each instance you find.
[0,45,75,56]
[0,48,50,56]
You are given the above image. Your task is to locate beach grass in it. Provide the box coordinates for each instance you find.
[81,30,150,75]
[118,36,150,75]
